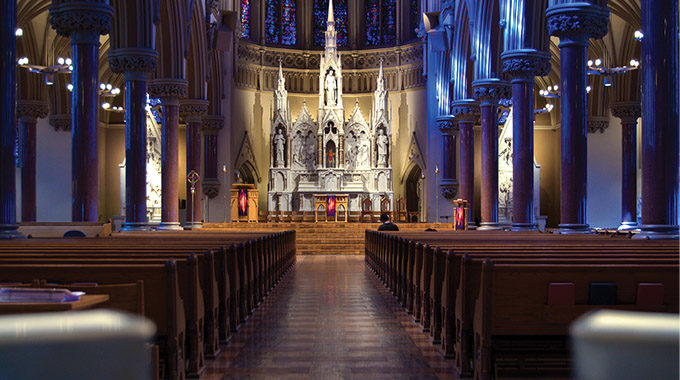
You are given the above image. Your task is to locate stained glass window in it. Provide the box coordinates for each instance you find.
[409,0,420,40]
[314,0,348,47]
[265,0,296,45]
[365,0,396,45]
[240,0,250,39]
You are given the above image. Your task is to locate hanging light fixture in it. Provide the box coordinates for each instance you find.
[587,58,639,87]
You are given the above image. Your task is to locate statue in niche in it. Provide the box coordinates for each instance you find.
[305,133,316,168]
[325,69,337,106]
[358,131,369,166]
[292,132,303,167]
[274,128,285,166]
[376,129,388,166]
[345,134,357,169]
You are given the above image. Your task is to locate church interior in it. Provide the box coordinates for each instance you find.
[0,0,678,379]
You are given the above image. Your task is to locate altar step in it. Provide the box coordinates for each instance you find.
[204,221,453,255]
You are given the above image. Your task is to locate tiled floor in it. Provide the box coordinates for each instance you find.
[204,255,458,380]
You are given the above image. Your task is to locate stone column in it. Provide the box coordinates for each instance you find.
[181,99,208,229]
[0,0,22,239]
[473,79,511,230]
[50,1,113,222]
[202,115,224,205]
[17,101,49,222]
[436,115,458,201]
[451,100,480,226]
[638,0,679,239]
[501,50,551,231]
[148,79,188,231]
[610,102,641,231]
[109,48,159,231]
[547,3,609,234]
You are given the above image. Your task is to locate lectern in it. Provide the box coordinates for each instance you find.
[230,184,258,222]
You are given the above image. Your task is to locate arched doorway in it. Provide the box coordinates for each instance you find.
[405,164,423,222]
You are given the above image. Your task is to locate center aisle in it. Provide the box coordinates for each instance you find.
[205,255,457,380]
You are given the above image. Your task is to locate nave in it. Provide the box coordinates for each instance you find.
[204,255,456,380]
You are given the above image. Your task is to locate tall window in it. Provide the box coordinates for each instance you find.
[313,0,348,47]
[409,0,420,40]
[265,0,297,45]
[240,0,250,39]
[366,0,396,45]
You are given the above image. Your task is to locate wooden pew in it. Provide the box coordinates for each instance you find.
[0,260,186,380]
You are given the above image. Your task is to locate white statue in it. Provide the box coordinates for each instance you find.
[305,134,316,167]
[358,132,369,166]
[274,129,285,166]
[292,133,303,166]
[325,70,337,106]
[376,129,388,166]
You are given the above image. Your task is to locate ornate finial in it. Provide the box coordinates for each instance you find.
[328,0,335,24]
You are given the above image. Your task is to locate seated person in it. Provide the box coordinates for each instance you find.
[378,213,399,231]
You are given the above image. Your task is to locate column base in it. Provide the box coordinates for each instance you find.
[511,223,537,232]
[556,224,593,234]
[157,222,184,231]
[467,222,478,230]
[0,224,26,239]
[184,222,203,230]
[121,222,152,232]
[633,224,679,240]
[617,222,638,231]
[477,222,502,231]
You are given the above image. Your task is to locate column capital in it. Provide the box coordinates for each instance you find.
[501,49,551,82]
[48,114,71,132]
[148,78,188,102]
[436,115,457,135]
[202,115,224,133]
[180,99,209,121]
[610,102,642,124]
[587,116,610,134]
[472,79,511,106]
[16,100,49,122]
[108,48,158,74]
[203,178,220,199]
[546,3,609,45]
[451,99,480,123]
[49,1,113,38]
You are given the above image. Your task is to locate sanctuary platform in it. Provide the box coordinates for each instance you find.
[203,222,454,255]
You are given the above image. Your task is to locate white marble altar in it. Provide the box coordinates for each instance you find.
[268,2,393,213]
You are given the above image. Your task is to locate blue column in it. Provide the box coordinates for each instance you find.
[0,0,22,238]
[547,3,609,234]
[637,0,679,239]
[473,79,511,230]
[610,102,641,231]
[501,50,551,231]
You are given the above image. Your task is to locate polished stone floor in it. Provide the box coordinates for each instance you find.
[204,255,457,380]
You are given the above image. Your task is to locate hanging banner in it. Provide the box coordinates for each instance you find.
[327,195,336,217]
[238,188,248,217]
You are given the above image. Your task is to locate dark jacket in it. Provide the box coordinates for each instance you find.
[378,222,399,231]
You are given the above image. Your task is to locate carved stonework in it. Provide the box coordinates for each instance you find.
[202,115,224,133]
[441,184,458,200]
[108,48,159,74]
[49,2,113,37]
[610,102,641,124]
[203,179,220,199]
[237,41,425,93]
[436,115,457,135]
[148,79,188,100]
[180,99,209,119]
[587,117,610,134]
[547,4,609,41]
[501,50,552,80]
[451,100,480,123]
[17,100,49,121]
[472,79,512,105]
[49,114,71,132]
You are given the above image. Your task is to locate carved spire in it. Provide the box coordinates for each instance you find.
[273,58,288,123]
[325,0,337,54]
[373,58,388,126]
